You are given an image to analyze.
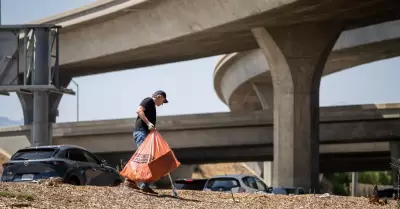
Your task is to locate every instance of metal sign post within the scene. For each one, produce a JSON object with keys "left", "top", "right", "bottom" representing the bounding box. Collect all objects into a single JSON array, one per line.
[{"left": 0, "top": 25, "right": 75, "bottom": 146}]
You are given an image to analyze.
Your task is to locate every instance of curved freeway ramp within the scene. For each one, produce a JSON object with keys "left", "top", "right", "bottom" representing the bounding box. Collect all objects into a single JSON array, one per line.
[
  {"left": 213, "top": 19, "right": 400, "bottom": 111},
  {"left": 29, "top": 0, "right": 128, "bottom": 24}
]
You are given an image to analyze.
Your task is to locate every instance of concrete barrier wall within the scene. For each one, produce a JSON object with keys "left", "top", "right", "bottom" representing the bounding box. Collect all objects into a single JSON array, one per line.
[{"left": 0, "top": 126, "right": 31, "bottom": 155}]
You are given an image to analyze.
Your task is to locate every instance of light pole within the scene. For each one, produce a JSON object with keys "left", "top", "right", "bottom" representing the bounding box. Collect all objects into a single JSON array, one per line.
[
  {"left": 0, "top": 0, "right": 2, "bottom": 25},
  {"left": 71, "top": 79, "right": 79, "bottom": 122}
]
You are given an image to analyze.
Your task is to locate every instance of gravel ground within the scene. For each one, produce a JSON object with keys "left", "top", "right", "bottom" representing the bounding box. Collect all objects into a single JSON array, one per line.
[{"left": 0, "top": 182, "right": 396, "bottom": 209}]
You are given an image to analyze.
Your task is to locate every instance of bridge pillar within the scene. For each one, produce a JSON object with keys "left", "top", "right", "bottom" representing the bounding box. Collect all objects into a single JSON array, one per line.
[
  {"left": 251, "top": 22, "right": 342, "bottom": 193},
  {"left": 252, "top": 82, "right": 273, "bottom": 110},
  {"left": 17, "top": 75, "right": 71, "bottom": 141},
  {"left": 263, "top": 161, "right": 273, "bottom": 186},
  {"left": 250, "top": 82, "right": 274, "bottom": 186}
]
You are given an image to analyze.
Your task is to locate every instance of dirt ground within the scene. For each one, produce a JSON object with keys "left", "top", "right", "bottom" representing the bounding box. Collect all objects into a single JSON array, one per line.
[{"left": 0, "top": 182, "right": 397, "bottom": 209}]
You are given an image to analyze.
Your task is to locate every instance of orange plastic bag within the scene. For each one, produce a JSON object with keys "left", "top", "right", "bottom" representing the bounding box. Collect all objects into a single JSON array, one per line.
[{"left": 120, "top": 130, "right": 181, "bottom": 183}]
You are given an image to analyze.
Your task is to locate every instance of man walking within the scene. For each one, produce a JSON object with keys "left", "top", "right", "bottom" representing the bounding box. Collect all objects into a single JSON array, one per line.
[{"left": 124, "top": 90, "right": 169, "bottom": 193}]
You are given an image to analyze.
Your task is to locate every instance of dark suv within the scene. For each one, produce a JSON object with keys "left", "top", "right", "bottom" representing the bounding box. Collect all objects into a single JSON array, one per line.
[{"left": 1, "top": 145, "right": 122, "bottom": 186}]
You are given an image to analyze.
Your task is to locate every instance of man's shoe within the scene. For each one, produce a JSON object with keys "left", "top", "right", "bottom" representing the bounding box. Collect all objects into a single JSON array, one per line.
[{"left": 140, "top": 183, "right": 158, "bottom": 194}]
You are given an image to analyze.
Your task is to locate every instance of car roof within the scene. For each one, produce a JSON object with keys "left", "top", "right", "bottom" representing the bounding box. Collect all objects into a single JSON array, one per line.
[
  {"left": 175, "top": 178, "right": 208, "bottom": 181},
  {"left": 210, "top": 174, "right": 256, "bottom": 179},
  {"left": 19, "top": 144, "right": 88, "bottom": 151}
]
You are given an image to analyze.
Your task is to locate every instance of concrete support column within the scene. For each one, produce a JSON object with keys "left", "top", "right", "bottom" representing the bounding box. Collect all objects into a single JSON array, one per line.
[
  {"left": 252, "top": 82, "right": 274, "bottom": 186},
  {"left": 252, "top": 82, "right": 274, "bottom": 110},
  {"left": 390, "top": 141, "right": 400, "bottom": 187},
  {"left": 251, "top": 23, "right": 342, "bottom": 193},
  {"left": 17, "top": 76, "right": 70, "bottom": 143},
  {"left": 351, "top": 172, "right": 359, "bottom": 196},
  {"left": 17, "top": 81, "right": 68, "bottom": 124},
  {"left": 263, "top": 161, "right": 273, "bottom": 186}
]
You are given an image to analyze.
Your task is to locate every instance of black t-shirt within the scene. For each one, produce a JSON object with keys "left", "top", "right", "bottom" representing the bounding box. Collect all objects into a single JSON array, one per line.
[{"left": 134, "top": 97, "right": 156, "bottom": 131}]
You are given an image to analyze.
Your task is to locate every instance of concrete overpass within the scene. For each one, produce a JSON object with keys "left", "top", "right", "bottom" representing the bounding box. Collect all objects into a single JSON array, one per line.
[
  {"left": 1, "top": 103, "right": 399, "bottom": 171},
  {"left": 0, "top": 0, "right": 397, "bottom": 79},
  {"left": 42, "top": 0, "right": 400, "bottom": 75}
]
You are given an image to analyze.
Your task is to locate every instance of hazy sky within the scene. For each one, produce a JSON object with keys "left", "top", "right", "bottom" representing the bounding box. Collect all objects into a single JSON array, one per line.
[{"left": 0, "top": 0, "right": 399, "bottom": 122}]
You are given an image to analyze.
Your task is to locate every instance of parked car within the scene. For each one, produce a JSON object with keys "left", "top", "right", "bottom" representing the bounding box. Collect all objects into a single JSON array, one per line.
[
  {"left": 283, "top": 187, "right": 306, "bottom": 195},
  {"left": 377, "top": 188, "right": 399, "bottom": 199},
  {"left": 203, "top": 174, "right": 269, "bottom": 194},
  {"left": 174, "top": 178, "right": 208, "bottom": 191},
  {"left": 1, "top": 145, "right": 123, "bottom": 186},
  {"left": 267, "top": 186, "right": 306, "bottom": 195}
]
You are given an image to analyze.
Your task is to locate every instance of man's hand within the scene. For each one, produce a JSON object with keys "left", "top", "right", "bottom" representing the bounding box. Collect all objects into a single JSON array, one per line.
[{"left": 147, "top": 122, "right": 155, "bottom": 131}]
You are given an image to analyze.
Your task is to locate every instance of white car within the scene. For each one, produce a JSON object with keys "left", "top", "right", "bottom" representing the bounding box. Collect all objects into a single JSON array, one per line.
[{"left": 203, "top": 174, "right": 269, "bottom": 194}]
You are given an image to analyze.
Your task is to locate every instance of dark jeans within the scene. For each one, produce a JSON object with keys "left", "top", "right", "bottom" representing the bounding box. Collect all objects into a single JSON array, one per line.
[
  {"left": 133, "top": 128, "right": 150, "bottom": 189},
  {"left": 133, "top": 128, "right": 148, "bottom": 147}
]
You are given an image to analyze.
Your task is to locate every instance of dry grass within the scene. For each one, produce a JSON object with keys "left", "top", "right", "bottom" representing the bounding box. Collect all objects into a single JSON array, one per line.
[{"left": 0, "top": 182, "right": 397, "bottom": 209}]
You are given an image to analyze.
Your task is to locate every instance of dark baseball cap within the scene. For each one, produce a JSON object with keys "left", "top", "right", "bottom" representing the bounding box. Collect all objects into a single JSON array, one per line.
[{"left": 153, "top": 90, "right": 168, "bottom": 103}]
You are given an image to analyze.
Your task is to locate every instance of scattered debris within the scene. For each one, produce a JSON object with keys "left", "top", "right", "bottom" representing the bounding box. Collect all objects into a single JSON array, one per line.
[
  {"left": 33, "top": 177, "right": 63, "bottom": 187},
  {"left": 317, "top": 193, "right": 331, "bottom": 198}
]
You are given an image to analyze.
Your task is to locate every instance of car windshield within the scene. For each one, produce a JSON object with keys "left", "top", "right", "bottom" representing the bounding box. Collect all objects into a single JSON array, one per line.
[
  {"left": 205, "top": 178, "right": 240, "bottom": 191},
  {"left": 11, "top": 148, "right": 57, "bottom": 160},
  {"left": 175, "top": 180, "right": 208, "bottom": 190}
]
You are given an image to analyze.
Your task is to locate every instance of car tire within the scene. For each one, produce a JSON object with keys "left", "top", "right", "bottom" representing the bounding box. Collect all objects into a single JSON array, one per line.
[
  {"left": 112, "top": 179, "right": 122, "bottom": 187},
  {"left": 66, "top": 176, "right": 80, "bottom": 185}
]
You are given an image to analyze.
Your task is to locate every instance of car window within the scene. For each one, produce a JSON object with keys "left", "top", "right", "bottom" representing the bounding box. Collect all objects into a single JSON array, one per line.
[
  {"left": 285, "top": 188, "right": 297, "bottom": 194},
  {"left": 82, "top": 150, "right": 100, "bottom": 165},
  {"left": 205, "top": 178, "right": 240, "bottom": 190},
  {"left": 379, "top": 189, "right": 399, "bottom": 198},
  {"left": 175, "top": 180, "right": 208, "bottom": 190},
  {"left": 254, "top": 178, "right": 268, "bottom": 191},
  {"left": 65, "top": 148, "right": 87, "bottom": 162},
  {"left": 272, "top": 187, "right": 288, "bottom": 195},
  {"left": 242, "top": 177, "right": 258, "bottom": 189},
  {"left": 11, "top": 148, "right": 57, "bottom": 160}
]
